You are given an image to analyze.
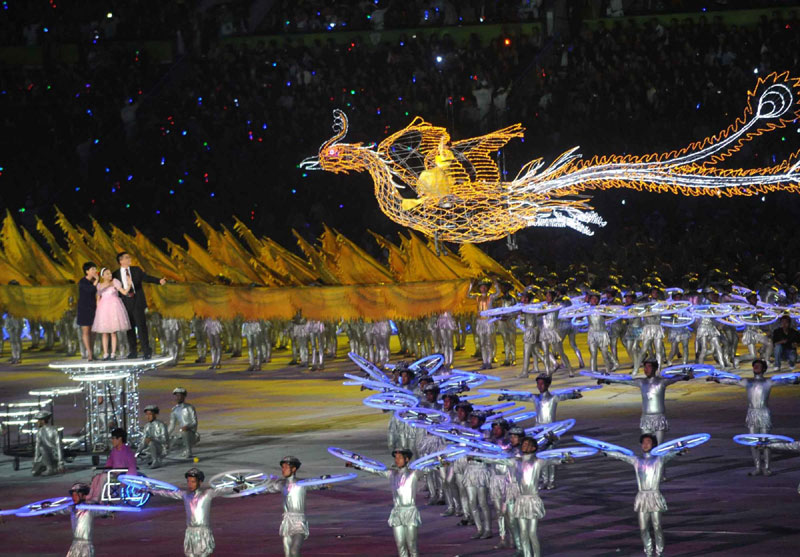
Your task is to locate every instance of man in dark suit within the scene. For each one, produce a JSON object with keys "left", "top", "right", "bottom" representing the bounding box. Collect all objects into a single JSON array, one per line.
[{"left": 113, "top": 251, "right": 167, "bottom": 359}]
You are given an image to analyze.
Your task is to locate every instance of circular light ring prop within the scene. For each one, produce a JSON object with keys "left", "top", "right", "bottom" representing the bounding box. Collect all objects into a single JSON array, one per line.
[
  {"left": 478, "top": 407, "right": 531, "bottom": 430},
  {"left": 715, "top": 314, "right": 744, "bottom": 327},
  {"left": 451, "top": 436, "right": 505, "bottom": 453},
  {"left": 438, "top": 376, "right": 485, "bottom": 392},
  {"left": 661, "top": 313, "right": 696, "bottom": 328},
  {"left": 445, "top": 369, "right": 501, "bottom": 382},
  {"left": 574, "top": 435, "right": 634, "bottom": 456},
  {"left": 551, "top": 385, "right": 602, "bottom": 397},
  {"left": 558, "top": 305, "right": 590, "bottom": 319},
  {"left": 650, "top": 300, "right": 692, "bottom": 315},
  {"left": 536, "top": 446, "right": 598, "bottom": 460},
  {"left": 622, "top": 302, "right": 661, "bottom": 317},
  {"left": 771, "top": 372, "right": 800, "bottom": 383},
  {"left": 396, "top": 407, "right": 450, "bottom": 428},
  {"left": 228, "top": 484, "right": 269, "bottom": 498},
  {"left": 731, "top": 285, "right": 753, "bottom": 295},
  {"left": 579, "top": 370, "right": 634, "bottom": 382},
  {"left": 522, "top": 302, "right": 562, "bottom": 315},
  {"left": 15, "top": 497, "right": 73, "bottom": 517},
  {"left": 363, "top": 392, "right": 419, "bottom": 411},
  {"left": 726, "top": 303, "right": 759, "bottom": 316},
  {"left": 427, "top": 423, "right": 483, "bottom": 442},
  {"left": 118, "top": 475, "right": 179, "bottom": 492},
  {"left": 327, "top": 447, "right": 387, "bottom": 472},
  {"left": 1, "top": 508, "right": 21, "bottom": 516},
  {"left": 297, "top": 473, "right": 357, "bottom": 487},
  {"left": 209, "top": 469, "right": 270, "bottom": 495},
  {"left": 688, "top": 304, "right": 733, "bottom": 318},
  {"left": 504, "top": 410, "right": 538, "bottom": 424},
  {"left": 347, "top": 352, "right": 390, "bottom": 382},
  {"left": 466, "top": 449, "right": 507, "bottom": 460},
  {"left": 342, "top": 374, "right": 414, "bottom": 396},
  {"left": 120, "top": 484, "right": 151, "bottom": 507},
  {"left": 480, "top": 304, "right": 524, "bottom": 318},
  {"left": 594, "top": 305, "right": 629, "bottom": 317},
  {"left": 661, "top": 364, "right": 715, "bottom": 378},
  {"left": 75, "top": 504, "right": 141, "bottom": 513},
  {"left": 410, "top": 447, "right": 469, "bottom": 470},
  {"left": 733, "top": 433, "right": 795, "bottom": 446},
  {"left": 472, "top": 401, "right": 517, "bottom": 413},
  {"left": 570, "top": 316, "right": 588, "bottom": 329},
  {"left": 478, "top": 388, "right": 533, "bottom": 398},
  {"left": 738, "top": 310, "right": 779, "bottom": 326},
  {"left": 651, "top": 433, "right": 711, "bottom": 456},
  {"left": 702, "top": 369, "right": 742, "bottom": 381},
  {"left": 409, "top": 354, "right": 445, "bottom": 374},
  {"left": 528, "top": 418, "right": 576, "bottom": 440}
]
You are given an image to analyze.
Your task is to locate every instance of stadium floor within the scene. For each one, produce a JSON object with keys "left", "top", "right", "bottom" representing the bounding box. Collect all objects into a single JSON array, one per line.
[{"left": 1, "top": 334, "right": 799, "bottom": 556}]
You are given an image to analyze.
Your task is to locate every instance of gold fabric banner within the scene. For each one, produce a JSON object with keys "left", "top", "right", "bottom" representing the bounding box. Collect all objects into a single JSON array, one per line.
[{"left": 0, "top": 280, "right": 472, "bottom": 321}]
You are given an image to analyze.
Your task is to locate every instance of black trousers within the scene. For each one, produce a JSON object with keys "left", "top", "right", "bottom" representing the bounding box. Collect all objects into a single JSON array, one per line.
[{"left": 121, "top": 295, "right": 150, "bottom": 356}]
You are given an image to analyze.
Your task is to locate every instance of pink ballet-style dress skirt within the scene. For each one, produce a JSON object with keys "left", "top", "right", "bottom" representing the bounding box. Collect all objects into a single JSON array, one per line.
[{"left": 92, "top": 280, "right": 131, "bottom": 333}]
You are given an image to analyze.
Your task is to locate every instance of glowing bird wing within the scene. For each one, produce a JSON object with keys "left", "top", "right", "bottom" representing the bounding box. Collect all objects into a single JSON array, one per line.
[
  {"left": 450, "top": 123, "right": 526, "bottom": 183},
  {"left": 377, "top": 118, "right": 454, "bottom": 192}
]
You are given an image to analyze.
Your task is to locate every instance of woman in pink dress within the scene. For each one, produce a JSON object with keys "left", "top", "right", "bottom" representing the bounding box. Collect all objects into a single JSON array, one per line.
[{"left": 92, "top": 267, "right": 131, "bottom": 360}]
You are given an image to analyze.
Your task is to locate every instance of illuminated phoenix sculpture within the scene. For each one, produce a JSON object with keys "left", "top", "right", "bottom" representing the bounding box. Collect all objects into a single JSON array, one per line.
[{"left": 300, "top": 72, "right": 800, "bottom": 243}]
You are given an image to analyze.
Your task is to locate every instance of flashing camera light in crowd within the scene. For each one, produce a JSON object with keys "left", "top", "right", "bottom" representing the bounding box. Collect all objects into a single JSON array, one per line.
[
  {"left": 435, "top": 55, "right": 443, "bottom": 63},
  {"left": 106, "top": 12, "right": 112, "bottom": 18},
  {"left": 504, "top": 38, "right": 511, "bottom": 46},
  {"left": 621, "top": 199, "right": 626, "bottom": 205},
  {"left": 754, "top": 68, "right": 759, "bottom": 74}
]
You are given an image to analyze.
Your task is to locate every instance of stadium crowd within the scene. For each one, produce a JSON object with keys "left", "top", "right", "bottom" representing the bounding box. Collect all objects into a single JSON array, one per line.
[{"left": 2, "top": 1, "right": 800, "bottom": 282}]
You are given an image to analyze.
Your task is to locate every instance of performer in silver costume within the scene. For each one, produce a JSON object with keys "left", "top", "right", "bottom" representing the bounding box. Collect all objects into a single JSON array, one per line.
[
  {"left": 766, "top": 439, "right": 800, "bottom": 492},
  {"left": 586, "top": 293, "right": 618, "bottom": 373},
  {"left": 306, "top": 319, "right": 325, "bottom": 371},
  {"left": 694, "top": 292, "right": 731, "bottom": 368},
  {"left": 599, "top": 360, "right": 692, "bottom": 443},
  {"left": 463, "top": 412, "right": 493, "bottom": 539},
  {"left": 32, "top": 410, "right": 65, "bottom": 476},
  {"left": 502, "top": 375, "right": 586, "bottom": 488},
  {"left": 65, "top": 482, "right": 96, "bottom": 557},
  {"left": 489, "top": 425, "right": 523, "bottom": 551},
  {"left": 372, "top": 321, "right": 392, "bottom": 367},
  {"left": 416, "top": 384, "right": 445, "bottom": 505},
  {"left": 557, "top": 299, "right": 585, "bottom": 371},
  {"left": 162, "top": 317, "right": 182, "bottom": 365},
  {"left": 243, "top": 320, "right": 264, "bottom": 371},
  {"left": 469, "top": 278, "right": 500, "bottom": 370},
  {"left": 439, "top": 395, "right": 464, "bottom": 517},
  {"left": 516, "top": 291, "right": 544, "bottom": 379},
  {"left": 601, "top": 434, "right": 687, "bottom": 557},
  {"left": 192, "top": 316, "right": 208, "bottom": 364},
  {"left": 260, "top": 456, "right": 329, "bottom": 557},
  {"left": 434, "top": 312, "right": 457, "bottom": 368},
  {"left": 138, "top": 404, "right": 169, "bottom": 469},
  {"left": 5, "top": 313, "right": 23, "bottom": 364},
  {"left": 204, "top": 318, "right": 223, "bottom": 370},
  {"left": 665, "top": 293, "right": 690, "bottom": 365},
  {"left": 387, "top": 368, "right": 417, "bottom": 455},
  {"left": 290, "top": 311, "right": 309, "bottom": 367},
  {"left": 151, "top": 468, "right": 226, "bottom": 557},
  {"left": 495, "top": 282, "right": 518, "bottom": 366},
  {"left": 622, "top": 292, "right": 644, "bottom": 374},
  {"left": 639, "top": 292, "right": 667, "bottom": 369},
  {"left": 490, "top": 435, "right": 562, "bottom": 557},
  {"left": 169, "top": 387, "right": 200, "bottom": 459},
  {"left": 706, "top": 359, "right": 800, "bottom": 475},
  {"left": 539, "top": 291, "right": 572, "bottom": 376},
  {"left": 348, "top": 448, "right": 424, "bottom": 557},
  {"left": 737, "top": 293, "right": 773, "bottom": 367}
]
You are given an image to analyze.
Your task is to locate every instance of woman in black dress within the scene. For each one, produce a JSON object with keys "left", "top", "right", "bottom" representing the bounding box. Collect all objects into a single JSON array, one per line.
[{"left": 77, "top": 261, "right": 99, "bottom": 360}]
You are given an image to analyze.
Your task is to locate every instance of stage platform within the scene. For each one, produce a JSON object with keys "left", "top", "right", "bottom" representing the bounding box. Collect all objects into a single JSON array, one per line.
[{"left": 1, "top": 336, "right": 799, "bottom": 556}]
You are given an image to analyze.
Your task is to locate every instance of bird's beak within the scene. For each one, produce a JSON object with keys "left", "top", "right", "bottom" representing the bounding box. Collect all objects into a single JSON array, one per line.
[{"left": 299, "top": 156, "right": 321, "bottom": 171}]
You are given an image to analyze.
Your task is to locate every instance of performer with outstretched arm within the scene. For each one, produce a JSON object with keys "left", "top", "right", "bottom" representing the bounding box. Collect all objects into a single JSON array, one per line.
[
  {"left": 706, "top": 359, "right": 800, "bottom": 475},
  {"left": 596, "top": 360, "right": 692, "bottom": 443}
]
